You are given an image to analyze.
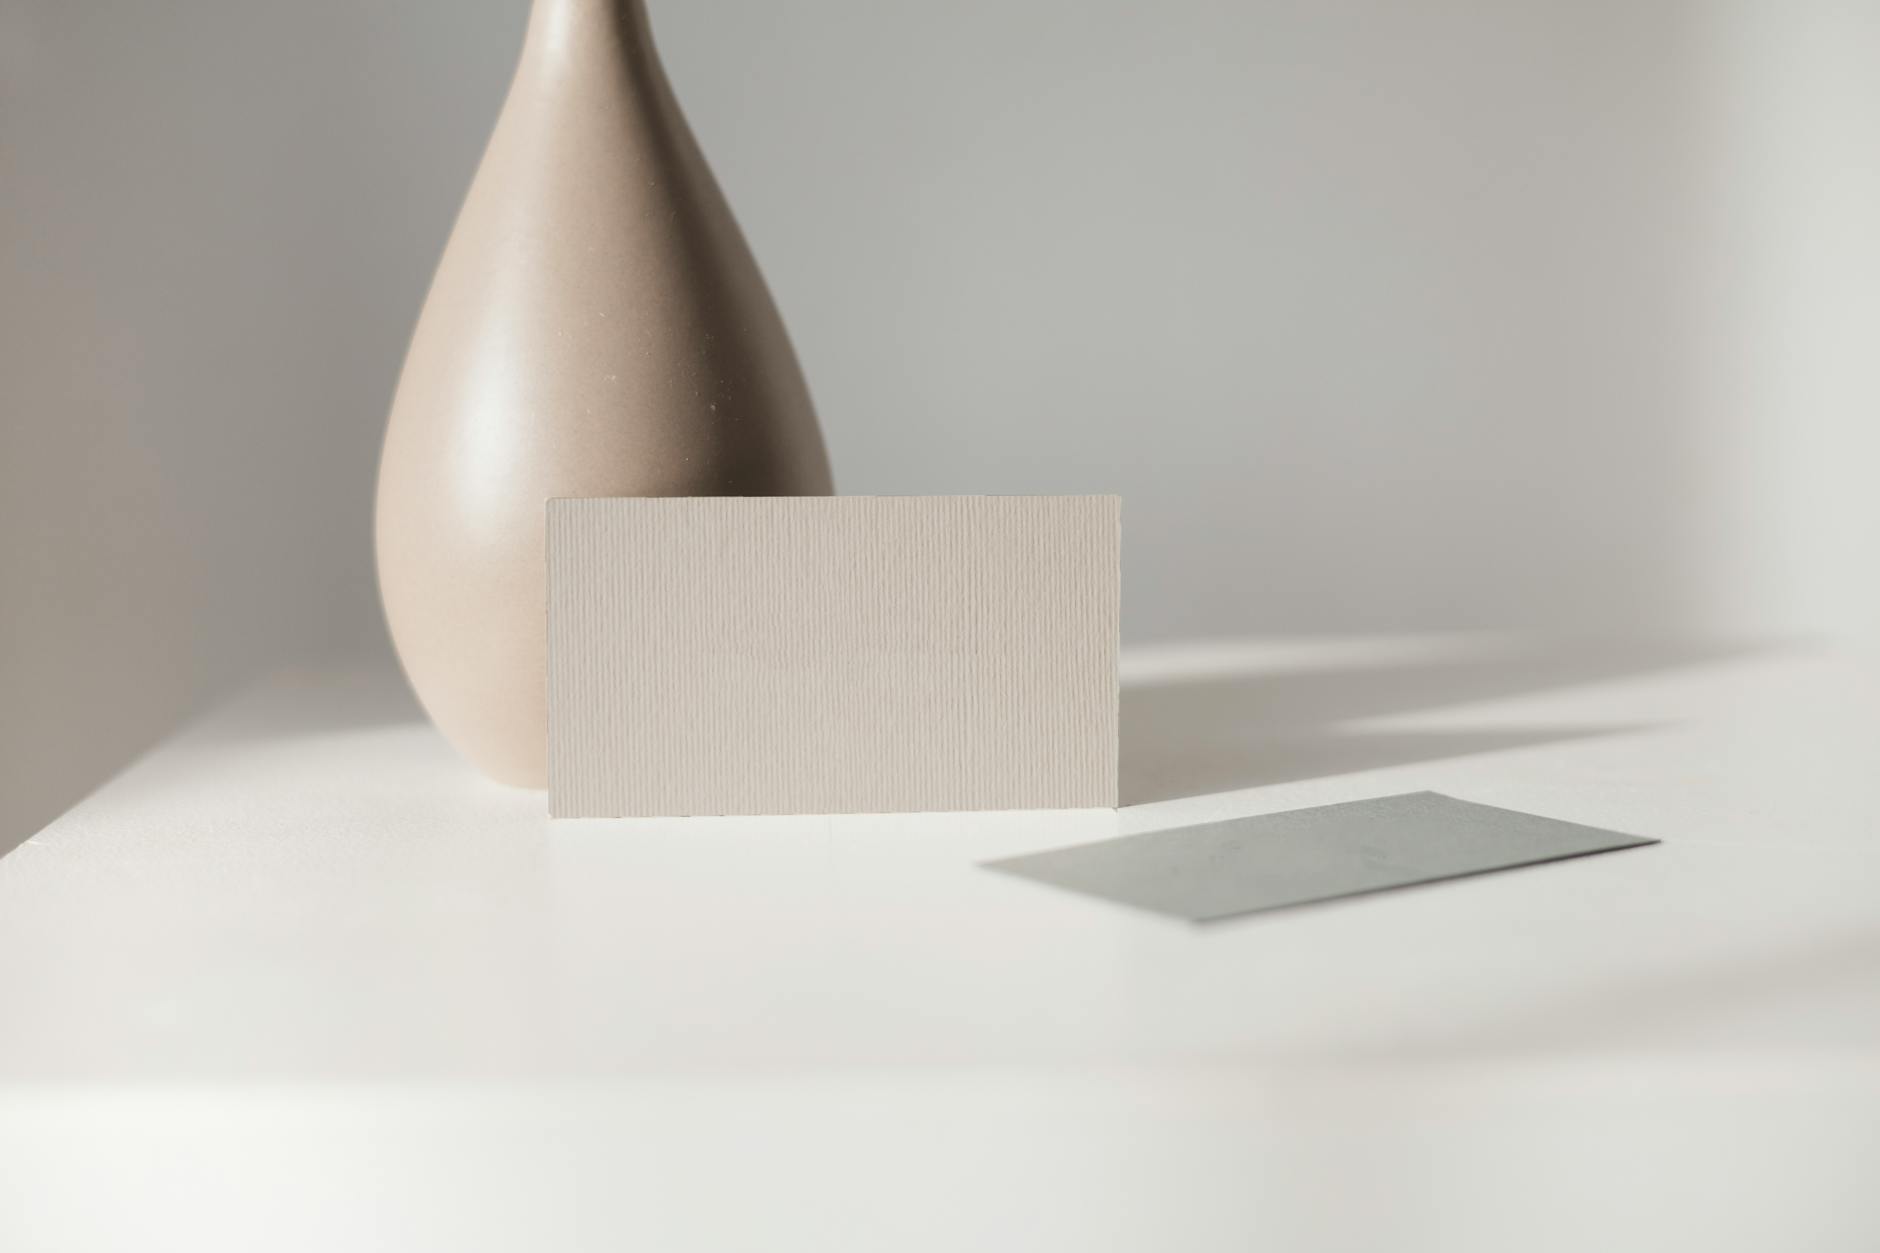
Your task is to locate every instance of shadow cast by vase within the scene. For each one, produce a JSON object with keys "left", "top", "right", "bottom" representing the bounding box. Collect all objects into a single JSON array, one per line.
[{"left": 1120, "top": 639, "right": 1756, "bottom": 806}]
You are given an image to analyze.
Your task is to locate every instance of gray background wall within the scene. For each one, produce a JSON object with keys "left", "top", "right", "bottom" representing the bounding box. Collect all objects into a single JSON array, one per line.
[{"left": 3, "top": 0, "right": 1876, "bottom": 850}]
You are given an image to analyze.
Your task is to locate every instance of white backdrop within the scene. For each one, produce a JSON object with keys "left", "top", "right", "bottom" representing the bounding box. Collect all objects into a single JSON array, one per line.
[{"left": 3, "top": 0, "right": 1876, "bottom": 849}]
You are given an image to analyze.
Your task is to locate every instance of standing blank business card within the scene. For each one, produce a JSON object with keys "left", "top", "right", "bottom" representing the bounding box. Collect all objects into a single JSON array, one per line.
[
  {"left": 547, "top": 496, "right": 1120, "bottom": 817},
  {"left": 985, "top": 792, "right": 1657, "bottom": 921}
]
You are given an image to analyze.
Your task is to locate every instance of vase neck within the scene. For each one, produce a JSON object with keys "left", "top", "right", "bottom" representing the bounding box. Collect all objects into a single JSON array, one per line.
[{"left": 523, "top": 0, "right": 657, "bottom": 69}]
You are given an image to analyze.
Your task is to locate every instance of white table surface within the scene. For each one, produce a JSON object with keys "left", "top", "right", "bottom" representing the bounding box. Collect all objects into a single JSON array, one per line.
[{"left": 2, "top": 636, "right": 1877, "bottom": 1252}]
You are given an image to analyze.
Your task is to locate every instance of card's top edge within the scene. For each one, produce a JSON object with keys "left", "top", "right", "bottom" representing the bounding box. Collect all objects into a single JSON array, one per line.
[{"left": 546, "top": 494, "right": 1122, "bottom": 506}]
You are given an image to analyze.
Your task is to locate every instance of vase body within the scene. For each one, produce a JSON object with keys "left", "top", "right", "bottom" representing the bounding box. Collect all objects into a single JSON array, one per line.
[{"left": 376, "top": 0, "right": 834, "bottom": 787}]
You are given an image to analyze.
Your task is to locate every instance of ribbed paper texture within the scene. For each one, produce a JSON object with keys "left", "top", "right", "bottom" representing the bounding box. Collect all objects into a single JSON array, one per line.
[{"left": 546, "top": 496, "right": 1120, "bottom": 817}]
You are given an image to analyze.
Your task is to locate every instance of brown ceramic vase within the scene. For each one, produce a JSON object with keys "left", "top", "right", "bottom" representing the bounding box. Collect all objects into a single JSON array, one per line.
[{"left": 376, "top": 0, "right": 834, "bottom": 787}]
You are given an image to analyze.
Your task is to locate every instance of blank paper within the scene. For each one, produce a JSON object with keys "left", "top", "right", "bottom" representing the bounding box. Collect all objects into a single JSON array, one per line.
[
  {"left": 546, "top": 496, "right": 1120, "bottom": 817},
  {"left": 985, "top": 791, "right": 1656, "bottom": 921}
]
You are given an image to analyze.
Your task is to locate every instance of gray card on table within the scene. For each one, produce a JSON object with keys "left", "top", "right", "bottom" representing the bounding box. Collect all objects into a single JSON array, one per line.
[{"left": 984, "top": 791, "right": 1656, "bottom": 922}]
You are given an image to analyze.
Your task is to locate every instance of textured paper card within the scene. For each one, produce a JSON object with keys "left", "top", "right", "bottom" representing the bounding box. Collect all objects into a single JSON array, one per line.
[
  {"left": 985, "top": 792, "right": 1656, "bottom": 921},
  {"left": 547, "top": 496, "right": 1120, "bottom": 817}
]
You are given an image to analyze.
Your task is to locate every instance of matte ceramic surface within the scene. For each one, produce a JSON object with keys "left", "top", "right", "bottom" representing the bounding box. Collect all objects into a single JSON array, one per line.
[{"left": 376, "top": 0, "right": 833, "bottom": 787}]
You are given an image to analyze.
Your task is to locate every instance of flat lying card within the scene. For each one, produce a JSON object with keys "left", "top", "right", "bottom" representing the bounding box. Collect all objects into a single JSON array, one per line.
[
  {"left": 984, "top": 791, "right": 1656, "bottom": 921},
  {"left": 547, "top": 496, "right": 1120, "bottom": 817}
]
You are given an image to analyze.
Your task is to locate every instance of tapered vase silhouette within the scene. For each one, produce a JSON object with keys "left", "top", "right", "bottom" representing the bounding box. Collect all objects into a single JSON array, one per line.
[{"left": 376, "top": 0, "right": 834, "bottom": 787}]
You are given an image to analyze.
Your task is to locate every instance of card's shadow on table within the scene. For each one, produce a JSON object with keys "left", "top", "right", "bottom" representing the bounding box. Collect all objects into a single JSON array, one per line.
[{"left": 1119, "top": 639, "right": 1754, "bottom": 805}]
